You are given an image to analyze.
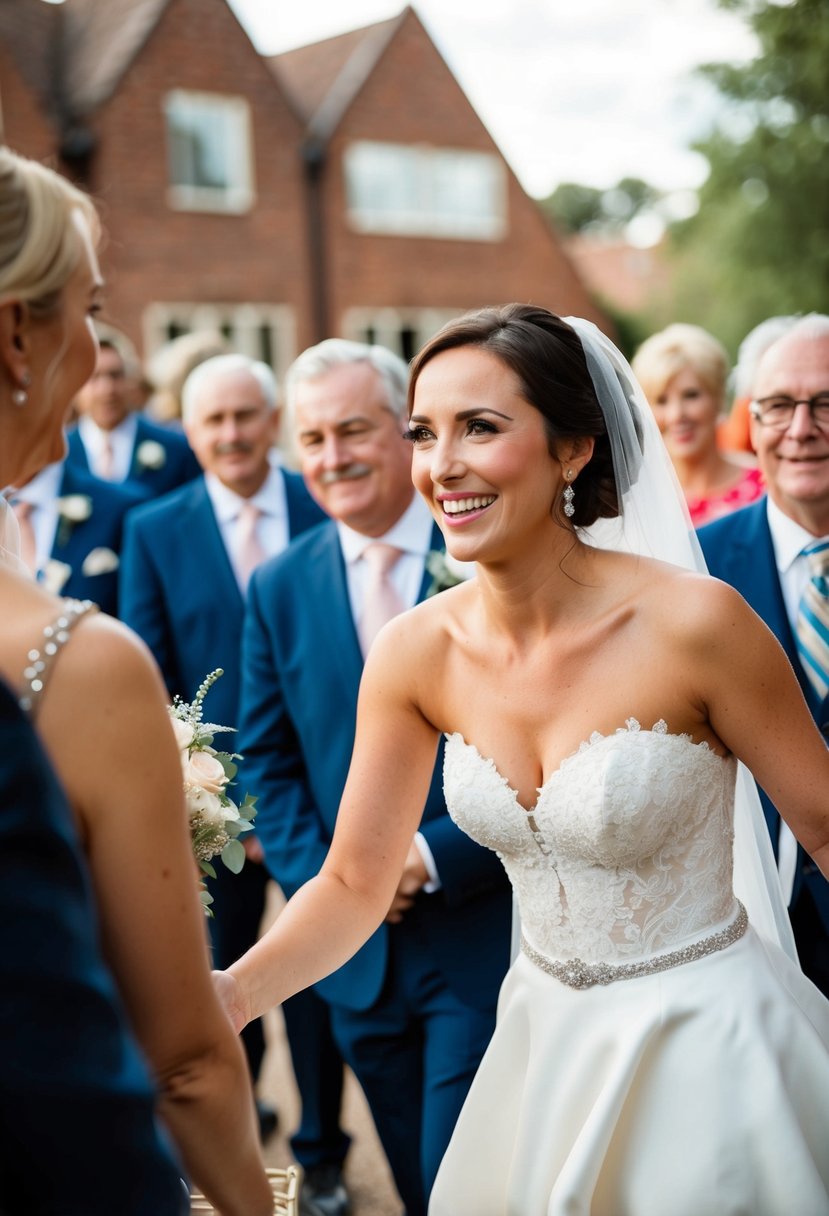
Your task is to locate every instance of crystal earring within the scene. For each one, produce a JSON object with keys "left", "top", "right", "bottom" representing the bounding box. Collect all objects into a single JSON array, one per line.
[
  {"left": 563, "top": 469, "right": 575, "bottom": 518},
  {"left": 11, "top": 371, "right": 31, "bottom": 408}
]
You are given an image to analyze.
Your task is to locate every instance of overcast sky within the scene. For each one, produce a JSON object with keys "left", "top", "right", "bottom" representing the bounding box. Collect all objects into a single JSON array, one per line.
[{"left": 227, "top": 0, "right": 758, "bottom": 200}]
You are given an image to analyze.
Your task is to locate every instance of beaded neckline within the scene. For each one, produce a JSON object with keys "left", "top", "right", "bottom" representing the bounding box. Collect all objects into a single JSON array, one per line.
[{"left": 20, "top": 599, "right": 98, "bottom": 717}]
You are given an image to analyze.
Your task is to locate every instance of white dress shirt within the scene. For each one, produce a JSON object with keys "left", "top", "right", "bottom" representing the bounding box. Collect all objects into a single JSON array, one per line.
[
  {"left": 10, "top": 461, "right": 63, "bottom": 574},
  {"left": 338, "top": 492, "right": 442, "bottom": 888},
  {"left": 766, "top": 497, "right": 829, "bottom": 902},
  {"left": 78, "top": 413, "right": 138, "bottom": 482},
  {"left": 204, "top": 467, "right": 289, "bottom": 593}
]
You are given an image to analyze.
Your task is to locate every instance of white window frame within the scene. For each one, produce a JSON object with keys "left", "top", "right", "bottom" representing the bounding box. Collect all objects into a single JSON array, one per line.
[
  {"left": 164, "top": 90, "right": 255, "bottom": 214},
  {"left": 341, "top": 306, "right": 463, "bottom": 361},
  {"left": 142, "top": 303, "right": 296, "bottom": 379},
  {"left": 344, "top": 141, "right": 506, "bottom": 241}
]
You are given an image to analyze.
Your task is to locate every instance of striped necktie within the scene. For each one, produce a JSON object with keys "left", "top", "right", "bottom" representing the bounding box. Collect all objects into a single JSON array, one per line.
[{"left": 795, "top": 540, "right": 829, "bottom": 699}]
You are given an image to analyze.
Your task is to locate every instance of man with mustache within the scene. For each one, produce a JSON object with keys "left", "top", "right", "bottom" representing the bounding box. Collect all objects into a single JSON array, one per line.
[
  {"left": 118, "top": 355, "right": 353, "bottom": 1215},
  {"left": 237, "top": 339, "right": 511, "bottom": 1216},
  {"left": 699, "top": 314, "right": 829, "bottom": 995}
]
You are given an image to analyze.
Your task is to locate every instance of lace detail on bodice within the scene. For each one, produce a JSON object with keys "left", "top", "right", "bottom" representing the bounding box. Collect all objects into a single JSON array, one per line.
[
  {"left": 19, "top": 599, "right": 98, "bottom": 718},
  {"left": 444, "top": 719, "right": 738, "bottom": 964}
]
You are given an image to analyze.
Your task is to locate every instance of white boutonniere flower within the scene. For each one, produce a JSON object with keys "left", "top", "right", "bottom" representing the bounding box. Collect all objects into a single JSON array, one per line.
[
  {"left": 425, "top": 550, "right": 475, "bottom": 597},
  {"left": 54, "top": 493, "right": 92, "bottom": 548},
  {"left": 136, "top": 439, "right": 167, "bottom": 471},
  {"left": 81, "top": 546, "right": 119, "bottom": 577},
  {"left": 41, "top": 558, "right": 72, "bottom": 594}
]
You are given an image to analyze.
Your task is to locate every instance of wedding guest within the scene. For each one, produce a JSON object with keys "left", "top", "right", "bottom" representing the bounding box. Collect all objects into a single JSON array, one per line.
[
  {"left": 632, "top": 322, "right": 763, "bottom": 527},
  {"left": 719, "top": 315, "right": 799, "bottom": 455},
  {"left": 700, "top": 313, "right": 829, "bottom": 995},
  {"left": 0, "top": 673, "right": 187, "bottom": 1215},
  {"left": 119, "top": 353, "right": 351, "bottom": 1200},
  {"left": 236, "top": 338, "right": 512, "bottom": 1216},
  {"left": 9, "top": 457, "right": 146, "bottom": 614},
  {"left": 66, "top": 332, "right": 200, "bottom": 495},
  {"left": 0, "top": 147, "right": 272, "bottom": 1215},
  {"left": 217, "top": 305, "right": 829, "bottom": 1216}
]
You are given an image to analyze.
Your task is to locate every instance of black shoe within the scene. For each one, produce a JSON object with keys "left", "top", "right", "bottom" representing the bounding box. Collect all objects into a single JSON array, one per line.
[
  {"left": 299, "top": 1163, "right": 350, "bottom": 1216},
  {"left": 255, "top": 1100, "right": 279, "bottom": 1143}
]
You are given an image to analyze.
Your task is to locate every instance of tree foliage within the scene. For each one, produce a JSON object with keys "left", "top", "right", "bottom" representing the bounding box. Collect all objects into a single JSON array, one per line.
[
  {"left": 541, "top": 177, "right": 661, "bottom": 235},
  {"left": 669, "top": 0, "right": 829, "bottom": 352}
]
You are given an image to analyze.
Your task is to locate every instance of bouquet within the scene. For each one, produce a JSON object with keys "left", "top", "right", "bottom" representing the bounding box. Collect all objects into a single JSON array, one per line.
[{"left": 169, "top": 668, "right": 257, "bottom": 915}]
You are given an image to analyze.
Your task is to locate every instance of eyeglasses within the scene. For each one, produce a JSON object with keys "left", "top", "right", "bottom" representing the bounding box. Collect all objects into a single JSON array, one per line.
[{"left": 749, "top": 394, "right": 829, "bottom": 430}]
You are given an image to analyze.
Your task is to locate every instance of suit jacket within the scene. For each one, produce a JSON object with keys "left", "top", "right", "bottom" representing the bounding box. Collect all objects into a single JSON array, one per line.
[
  {"left": 239, "top": 519, "right": 512, "bottom": 1012},
  {"left": 47, "top": 462, "right": 147, "bottom": 616},
  {"left": 0, "top": 678, "right": 186, "bottom": 1215},
  {"left": 119, "top": 470, "right": 326, "bottom": 727},
  {"left": 66, "top": 414, "right": 200, "bottom": 497},
  {"left": 699, "top": 498, "right": 829, "bottom": 930}
]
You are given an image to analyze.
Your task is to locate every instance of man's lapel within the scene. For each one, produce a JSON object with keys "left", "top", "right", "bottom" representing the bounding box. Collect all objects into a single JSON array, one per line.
[
  {"left": 416, "top": 522, "right": 446, "bottom": 603},
  {"left": 185, "top": 479, "right": 244, "bottom": 610}
]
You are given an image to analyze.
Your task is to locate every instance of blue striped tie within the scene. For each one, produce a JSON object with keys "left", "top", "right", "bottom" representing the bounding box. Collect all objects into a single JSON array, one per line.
[{"left": 796, "top": 540, "right": 829, "bottom": 699}]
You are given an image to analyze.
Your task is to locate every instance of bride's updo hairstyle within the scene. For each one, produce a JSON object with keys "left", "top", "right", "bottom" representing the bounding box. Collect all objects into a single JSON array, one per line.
[
  {"left": 407, "top": 303, "right": 624, "bottom": 528},
  {"left": 0, "top": 146, "right": 99, "bottom": 321}
]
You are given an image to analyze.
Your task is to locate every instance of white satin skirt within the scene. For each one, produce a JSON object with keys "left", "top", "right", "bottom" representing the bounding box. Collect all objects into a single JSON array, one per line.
[{"left": 429, "top": 927, "right": 829, "bottom": 1215}]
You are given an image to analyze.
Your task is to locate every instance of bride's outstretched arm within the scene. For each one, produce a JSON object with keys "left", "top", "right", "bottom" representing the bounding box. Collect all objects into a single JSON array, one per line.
[{"left": 223, "top": 619, "right": 441, "bottom": 1027}]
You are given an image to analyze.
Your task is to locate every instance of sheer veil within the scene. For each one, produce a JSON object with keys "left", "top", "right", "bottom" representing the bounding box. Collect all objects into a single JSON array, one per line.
[
  {"left": 0, "top": 493, "right": 28, "bottom": 575},
  {"left": 559, "top": 317, "right": 797, "bottom": 963}
]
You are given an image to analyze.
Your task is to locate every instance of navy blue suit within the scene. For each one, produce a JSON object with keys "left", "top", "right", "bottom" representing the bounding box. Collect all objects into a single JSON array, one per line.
[
  {"left": 699, "top": 498, "right": 829, "bottom": 992},
  {"left": 46, "top": 462, "right": 147, "bottom": 616},
  {"left": 66, "top": 414, "right": 200, "bottom": 497},
  {"left": 240, "top": 520, "right": 512, "bottom": 1213},
  {"left": 0, "top": 677, "right": 186, "bottom": 1215},
  {"left": 118, "top": 472, "right": 349, "bottom": 1171}
]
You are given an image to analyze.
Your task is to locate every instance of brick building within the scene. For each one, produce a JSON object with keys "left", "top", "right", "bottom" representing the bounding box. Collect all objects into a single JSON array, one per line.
[{"left": 0, "top": 0, "right": 606, "bottom": 374}]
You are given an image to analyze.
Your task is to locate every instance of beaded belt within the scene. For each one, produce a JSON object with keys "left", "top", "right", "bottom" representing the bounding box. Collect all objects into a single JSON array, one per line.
[{"left": 520, "top": 901, "right": 748, "bottom": 990}]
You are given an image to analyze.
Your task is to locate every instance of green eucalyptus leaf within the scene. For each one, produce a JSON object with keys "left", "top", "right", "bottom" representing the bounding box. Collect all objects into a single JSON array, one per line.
[{"left": 221, "top": 838, "right": 246, "bottom": 874}]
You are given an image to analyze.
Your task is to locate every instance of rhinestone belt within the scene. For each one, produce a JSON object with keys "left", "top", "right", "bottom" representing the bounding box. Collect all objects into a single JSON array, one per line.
[{"left": 520, "top": 901, "right": 748, "bottom": 990}]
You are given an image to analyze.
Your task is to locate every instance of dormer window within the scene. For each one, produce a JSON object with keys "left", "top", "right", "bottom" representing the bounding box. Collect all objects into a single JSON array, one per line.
[
  {"left": 344, "top": 141, "right": 506, "bottom": 240},
  {"left": 164, "top": 90, "right": 254, "bottom": 213}
]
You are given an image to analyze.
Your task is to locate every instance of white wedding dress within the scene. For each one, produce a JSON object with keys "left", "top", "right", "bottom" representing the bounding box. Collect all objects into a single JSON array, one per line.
[{"left": 429, "top": 720, "right": 829, "bottom": 1216}]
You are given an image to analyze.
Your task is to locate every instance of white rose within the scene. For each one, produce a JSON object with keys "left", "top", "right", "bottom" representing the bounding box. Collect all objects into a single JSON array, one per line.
[
  {"left": 184, "top": 783, "right": 225, "bottom": 826},
  {"left": 170, "top": 717, "right": 195, "bottom": 751},
  {"left": 136, "top": 440, "right": 166, "bottom": 470},
  {"left": 81, "top": 546, "right": 119, "bottom": 576},
  {"left": 41, "top": 559, "right": 72, "bottom": 594},
  {"left": 57, "top": 494, "right": 92, "bottom": 522},
  {"left": 184, "top": 749, "right": 229, "bottom": 795}
]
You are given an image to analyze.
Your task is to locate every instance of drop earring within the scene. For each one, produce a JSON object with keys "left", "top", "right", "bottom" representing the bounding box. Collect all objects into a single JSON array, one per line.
[
  {"left": 563, "top": 469, "right": 575, "bottom": 518},
  {"left": 11, "top": 371, "right": 31, "bottom": 408}
]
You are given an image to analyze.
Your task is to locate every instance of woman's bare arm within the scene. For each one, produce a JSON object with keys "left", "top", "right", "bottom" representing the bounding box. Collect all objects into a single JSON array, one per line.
[{"left": 37, "top": 613, "right": 271, "bottom": 1216}]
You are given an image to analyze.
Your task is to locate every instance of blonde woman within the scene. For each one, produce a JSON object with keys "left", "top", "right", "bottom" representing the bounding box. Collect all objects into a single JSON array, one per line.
[
  {"left": 632, "top": 322, "right": 763, "bottom": 526},
  {"left": 0, "top": 148, "right": 271, "bottom": 1215}
]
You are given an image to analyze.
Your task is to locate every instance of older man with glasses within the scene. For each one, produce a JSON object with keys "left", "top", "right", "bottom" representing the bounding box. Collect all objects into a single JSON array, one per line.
[{"left": 700, "top": 313, "right": 829, "bottom": 995}]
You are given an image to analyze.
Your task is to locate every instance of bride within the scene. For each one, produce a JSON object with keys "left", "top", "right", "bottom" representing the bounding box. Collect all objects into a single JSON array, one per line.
[{"left": 217, "top": 304, "right": 829, "bottom": 1214}]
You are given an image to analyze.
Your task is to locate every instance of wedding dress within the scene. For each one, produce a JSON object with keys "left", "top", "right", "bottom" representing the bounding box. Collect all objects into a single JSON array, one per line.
[{"left": 428, "top": 721, "right": 829, "bottom": 1216}]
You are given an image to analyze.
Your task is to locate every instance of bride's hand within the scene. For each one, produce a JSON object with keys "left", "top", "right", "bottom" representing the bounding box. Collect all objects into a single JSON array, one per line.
[{"left": 211, "top": 969, "right": 250, "bottom": 1034}]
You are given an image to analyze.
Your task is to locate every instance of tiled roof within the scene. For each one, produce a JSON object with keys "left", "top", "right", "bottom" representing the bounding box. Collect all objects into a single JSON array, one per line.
[
  {"left": 269, "top": 9, "right": 405, "bottom": 140},
  {"left": 62, "top": 0, "right": 170, "bottom": 114}
]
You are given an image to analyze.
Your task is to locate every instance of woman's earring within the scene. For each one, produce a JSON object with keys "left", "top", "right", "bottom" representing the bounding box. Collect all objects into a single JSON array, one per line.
[
  {"left": 563, "top": 469, "right": 575, "bottom": 518},
  {"left": 11, "top": 371, "right": 31, "bottom": 408}
]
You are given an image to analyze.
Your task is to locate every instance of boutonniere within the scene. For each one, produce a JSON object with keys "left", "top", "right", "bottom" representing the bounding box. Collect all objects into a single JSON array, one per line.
[
  {"left": 82, "top": 546, "right": 119, "bottom": 577},
  {"left": 41, "top": 558, "right": 72, "bottom": 595},
  {"left": 55, "top": 493, "right": 92, "bottom": 546},
  {"left": 135, "top": 439, "right": 167, "bottom": 471},
  {"left": 425, "top": 550, "right": 475, "bottom": 597}
]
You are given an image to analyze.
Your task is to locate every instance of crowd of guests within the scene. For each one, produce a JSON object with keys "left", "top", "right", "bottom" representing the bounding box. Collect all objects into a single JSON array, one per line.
[{"left": 1, "top": 145, "right": 828, "bottom": 1214}]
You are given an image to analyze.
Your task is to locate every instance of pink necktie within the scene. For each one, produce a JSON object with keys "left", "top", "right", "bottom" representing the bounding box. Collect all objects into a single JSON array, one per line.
[
  {"left": 12, "top": 500, "right": 37, "bottom": 574},
  {"left": 359, "top": 543, "right": 404, "bottom": 657},
  {"left": 98, "top": 434, "right": 115, "bottom": 481},
  {"left": 235, "top": 501, "right": 266, "bottom": 592}
]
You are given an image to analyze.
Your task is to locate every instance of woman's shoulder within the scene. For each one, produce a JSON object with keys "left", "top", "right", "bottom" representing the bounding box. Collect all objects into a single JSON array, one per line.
[{"left": 632, "top": 555, "right": 754, "bottom": 642}]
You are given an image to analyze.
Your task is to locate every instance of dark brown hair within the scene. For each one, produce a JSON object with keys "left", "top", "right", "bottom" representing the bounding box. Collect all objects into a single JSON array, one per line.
[{"left": 408, "top": 303, "right": 620, "bottom": 527}]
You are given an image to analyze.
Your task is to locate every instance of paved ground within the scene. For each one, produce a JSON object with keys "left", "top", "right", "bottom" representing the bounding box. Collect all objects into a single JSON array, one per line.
[{"left": 256, "top": 890, "right": 402, "bottom": 1216}]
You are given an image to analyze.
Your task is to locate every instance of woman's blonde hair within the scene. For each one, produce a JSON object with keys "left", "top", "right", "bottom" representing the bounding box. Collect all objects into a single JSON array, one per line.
[
  {"left": 632, "top": 323, "right": 729, "bottom": 410},
  {"left": 0, "top": 146, "right": 99, "bottom": 319}
]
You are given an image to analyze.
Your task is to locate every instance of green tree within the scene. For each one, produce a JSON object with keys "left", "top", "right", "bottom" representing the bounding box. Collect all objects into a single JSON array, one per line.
[
  {"left": 541, "top": 177, "right": 661, "bottom": 235},
  {"left": 669, "top": 0, "right": 829, "bottom": 353}
]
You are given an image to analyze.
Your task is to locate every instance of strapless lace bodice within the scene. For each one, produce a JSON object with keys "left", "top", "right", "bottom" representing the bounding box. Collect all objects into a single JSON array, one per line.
[{"left": 444, "top": 719, "right": 738, "bottom": 964}]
